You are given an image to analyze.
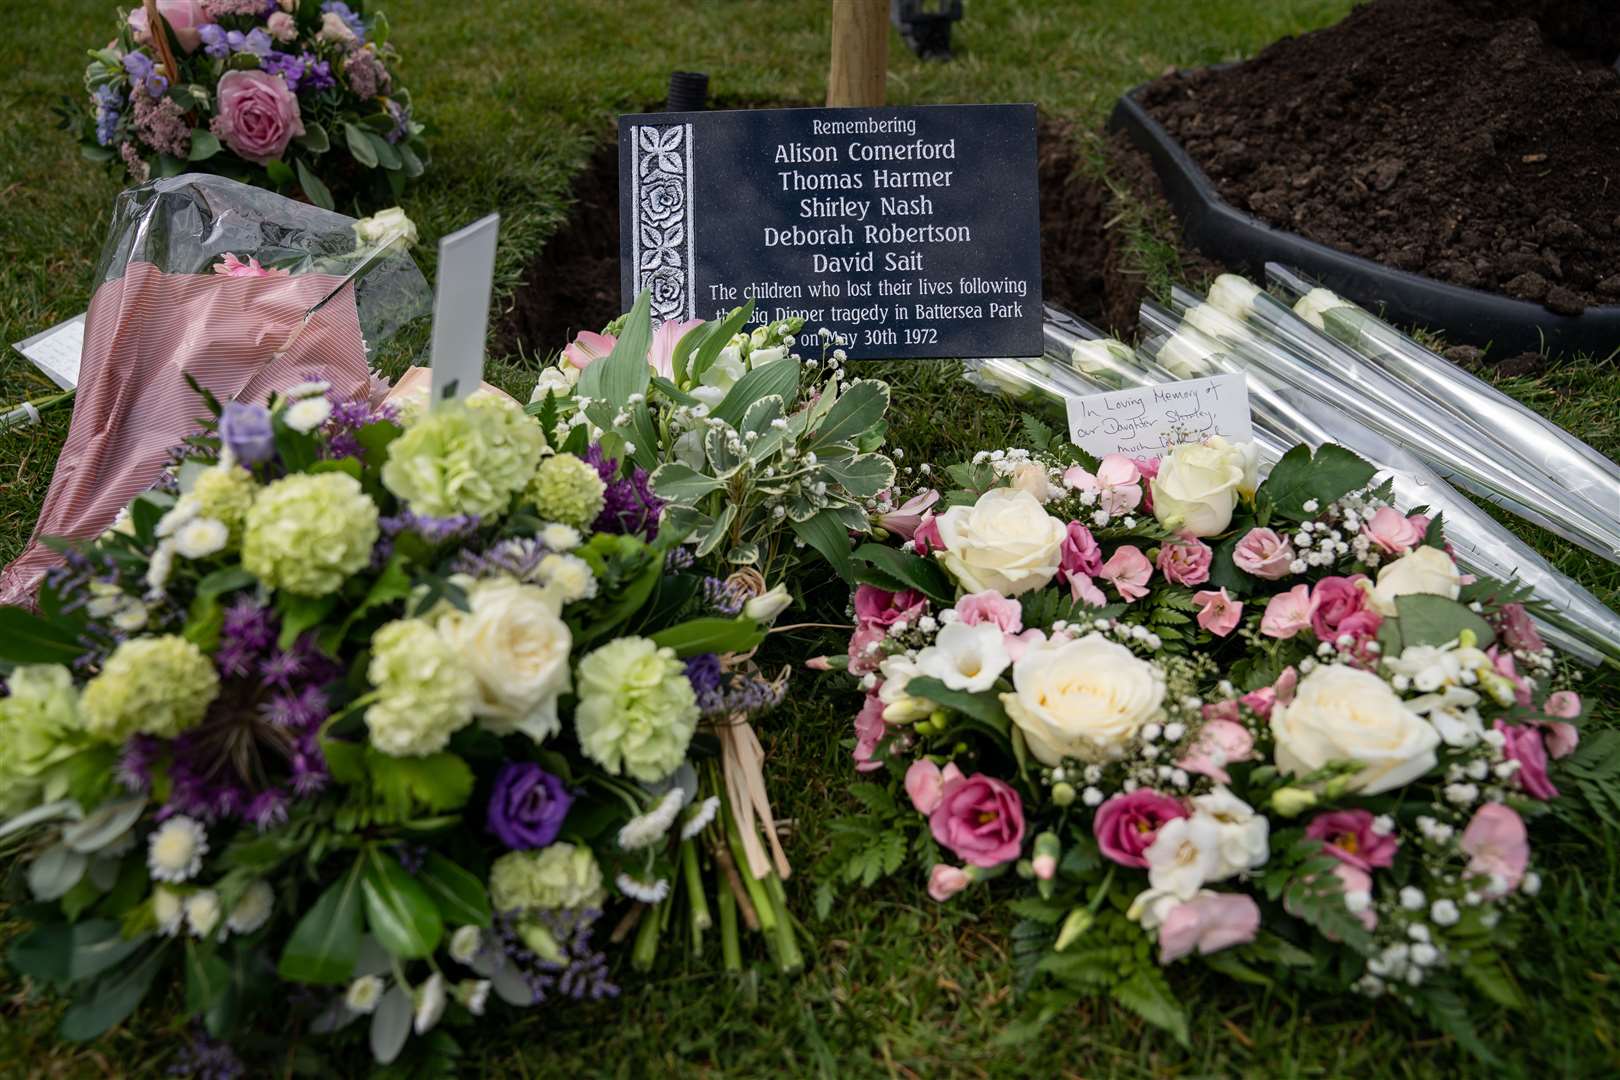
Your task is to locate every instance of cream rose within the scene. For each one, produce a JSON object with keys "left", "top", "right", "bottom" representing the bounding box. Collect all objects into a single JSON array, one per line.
[
  {"left": 1270, "top": 665, "right": 1439, "bottom": 795},
  {"left": 353, "top": 207, "right": 419, "bottom": 249},
  {"left": 933, "top": 487, "right": 1066, "bottom": 596},
  {"left": 435, "top": 578, "right": 572, "bottom": 743},
  {"left": 1368, "top": 546, "right": 1462, "bottom": 616},
  {"left": 1207, "top": 274, "right": 1262, "bottom": 320},
  {"left": 1008, "top": 461, "right": 1054, "bottom": 503},
  {"left": 1151, "top": 437, "right": 1252, "bottom": 537},
  {"left": 1000, "top": 635, "right": 1166, "bottom": 764}
]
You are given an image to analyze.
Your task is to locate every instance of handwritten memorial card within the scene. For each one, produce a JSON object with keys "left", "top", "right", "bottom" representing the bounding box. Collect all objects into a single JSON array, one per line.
[{"left": 1066, "top": 373, "right": 1252, "bottom": 458}]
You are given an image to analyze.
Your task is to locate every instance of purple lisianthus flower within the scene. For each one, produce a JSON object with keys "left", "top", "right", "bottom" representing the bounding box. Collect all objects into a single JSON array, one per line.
[
  {"left": 218, "top": 401, "right": 275, "bottom": 464},
  {"left": 487, "top": 763, "right": 573, "bottom": 849}
]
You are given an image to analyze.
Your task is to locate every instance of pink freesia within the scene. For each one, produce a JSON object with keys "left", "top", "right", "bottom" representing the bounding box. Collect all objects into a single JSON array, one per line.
[
  {"left": 955, "top": 590, "right": 1023, "bottom": 634},
  {"left": 1193, "top": 588, "right": 1243, "bottom": 637},
  {"left": 1460, "top": 803, "right": 1529, "bottom": 896},
  {"left": 929, "top": 773, "right": 1025, "bottom": 868},
  {"left": 646, "top": 318, "right": 704, "bottom": 380},
  {"left": 1309, "top": 576, "right": 1369, "bottom": 642},
  {"left": 928, "top": 863, "right": 971, "bottom": 902},
  {"left": 852, "top": 690, "right": 887, "bottom": 773},
  {"left": 1498, "top": 602, "right": 1546, "bottom": 653},
  {"left": 1305, "top": 809, "right": 1398, "bottom": 872},
  {"left": 212, "top": 253, "right": 288, "bottom": 279},
  {"left": 1063, "top": 454, "right": 1142, "bottom": 516},
  {"left": 1362, "top": 507, "right": 1424, "bottom": 554},
  {"left": 1495, "top": 720, "right": 1558, "bottom": 800},
  {"left": 210, "top": 70, "right": 304, "bottom": 166},
  {"left": 562, "top": 330, "right": 616, "bottom": 370},
  {"left": 1157, "top": 892, "right": 1260, "bottom": 963},
  {"left": 912, "top": 512, "right": 945, "bottom": 556},
  {"left": 129, "top": 0, "right": 211, "bottom": 52},
  {"left": 1260, "top": 585, "right": 1315, "bottom": 639},
  {"left": 1157, "top": 533, "right": 1212, "bottom": 587},
  {"left": 1093, "top": 790, "right": 1187, "bottom": 868},
  {"left": 881, "top": 489, "right": 940, "bottom": 540},
  {"left": 1178, "top": 718, "right": 1255, "bottom": 785},
  {"left": 1099, "top": 545, "right": 1152, "bottom": 602},
  {"left": 1232, "top": 527, "right": 1294, "bottom": 579}
]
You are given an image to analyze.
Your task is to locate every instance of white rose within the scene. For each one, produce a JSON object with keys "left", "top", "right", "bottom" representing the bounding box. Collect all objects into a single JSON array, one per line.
[
  {"left": 1150, "top": 437, "right": 1251, "bottom": 537},
  {"left": 1293, "top": 287, "right": 1349, "bottom": 330},
  {"left": 1008, "top": 461, "right": 1054, "bottom": 503},
  {"left": 1000, "top": 634, "right": 1165, "bottom": 764},
  {"left": 1270, "top": 665, "right": 1440, "bottom": 794},
  {"left": 1207, "top": 274, "right": 1262, "bottom": 320},
  {"left": 1369, "top": 546, "right": 1461, "bottom": 616},
  {"left": 1069, "top": 338, "right": 1133, "bottom": 376},
  {"left": 353, "top": 206, "right": 418, "bottom": 249},
  {"left": 1182, "top": 302, "right": 1251, "bottom": 345},
  {"left": 1156, "top": 330, "right": 1221, "bottom": 378},
  {"left": 434, "top": 578, "right": 571, "bottom": 743},
  {"left": 933, "top": 487, "right": 1066, "bottom": 595},
  {"left": 1189, "top": 787, "right": 1269, "bottom": 879}
]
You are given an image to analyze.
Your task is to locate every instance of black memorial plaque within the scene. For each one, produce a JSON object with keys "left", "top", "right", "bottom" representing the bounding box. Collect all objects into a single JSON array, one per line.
[{"left": 618, "top": 104, "right": 1042, "bottom": 359}]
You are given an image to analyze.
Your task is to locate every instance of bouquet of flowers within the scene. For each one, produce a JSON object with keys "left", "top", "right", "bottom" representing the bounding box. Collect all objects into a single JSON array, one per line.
[
  {"left": 815, "top": 423, "right": 1616, "bottom": 1056},
  {"left": 72, "top": 0, "right": 423, "bottom": 208},
  {"left": 0, "top": 362, "right": 805, "bottom": 1070}
]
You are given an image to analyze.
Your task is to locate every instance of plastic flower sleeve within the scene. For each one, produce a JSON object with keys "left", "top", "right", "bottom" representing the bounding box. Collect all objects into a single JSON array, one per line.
[{"left": 1262, "top": 264, "right": 1620, "bottom": 520}]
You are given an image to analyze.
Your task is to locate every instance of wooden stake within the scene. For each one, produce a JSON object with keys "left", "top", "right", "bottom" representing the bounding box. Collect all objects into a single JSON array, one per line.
[
  {"left": 826, "top": 0, "right": 888, "bottom": 108},
  {"left": 141, "top": 0, "right": 182, "bottom": 86}
]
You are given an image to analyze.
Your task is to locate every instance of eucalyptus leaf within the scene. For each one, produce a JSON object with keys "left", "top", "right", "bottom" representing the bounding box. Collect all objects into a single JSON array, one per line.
[
  {"left": 29, "top": 844, "right": 89, "bottom": 902},
  {"left": 296, "top": 121, "right": 330, "bottom": 153},
  {"left": 186, "top": 130, "right": 221, "bottom": 162},
  {"left": 62, "top": 797, "right": 145, "bottom": 854},
  {"left": 294, "top": 159, "right": 335, "bottom": 211},
  {"left": 344, "top": 122, "right": 379, "bottom": 167},
  {"left": 0, "top": 799, "right": 83, "bottom": 841},
  {"left": 369, "top": 984, "right": 413, "bottom": 1064},
  {"left": 58, "top": 943, "right": 168, "bottom": 1041}
]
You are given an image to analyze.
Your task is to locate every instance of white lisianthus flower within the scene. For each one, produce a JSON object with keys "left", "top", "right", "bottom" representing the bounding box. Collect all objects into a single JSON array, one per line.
[
  {"left": 1144, "top": 816, "right": 1225, "bottom": 900},
  {"left": 148, "top": 815, "right": 208, "bottom": 883},
  {"left": 413, "top": 973, "right": 448, "bottom": 1034},
  {"left": 449, "top": 925, "right": 483, "bottom": 966},
  {"left": 346, "top": 974, "right": 385, "bottom": 1014},
  {"left": 1207, "top": 274, "right": 1263, "bottom": 320},
  {"left": 1369, "top": 546, "right": 1462, "bottom": 616},
  {"left": 530, "top": 366, "right": 576, "bottom": 401},
  {"left": 1000, "top": 634, "right": 1165, "bottom": 765},
  {"left": 617, "top": 788, "right": 685, "bottom": 850},
  {"left": 1151, "top": 437, "right": 1253, "bottom": 536},
  {"left": 173, "top": 517, "right": 229, "bottom": 560},
  {"left": 433, "top": 577, "right": 572, "bottom": 744},
  {"left": 226, "top": 880, "right": 274, "bottom": 935},
  {"left": 283, "top": 396, "right": 333, "bottom": 434},
  {"left": 932, "top": 487, "right": 1067, "bottom": 595},
  {"left": 185, "top": 889, "right": 223, "bottom": 939},
  {"left": 353, "top": 207, "right": 418, "bottom": 248},
  {"left": 1294, "top": 287, "right": 1350, "bottom": 330},
  {"left": 1189, "top": 787, "right": 1270, "bottom": 879},
  {"left": 152, "top": 886, "right": 185, "bottom": 937},
  {"left": 1270, "top": 665, "right": 1440, "bottom": 794},
  {"left": 914, "top": 621, "right": 1010, "bottom": 693}
]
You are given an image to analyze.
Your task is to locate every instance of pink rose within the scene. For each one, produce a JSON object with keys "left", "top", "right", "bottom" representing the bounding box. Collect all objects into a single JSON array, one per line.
[
  {"left": 927, "top": 863, "right": 971, "bottom": 902},
  {"left": 1156, "top": 892, "right": 1260, "bottom": 963},
  {"left": 912, "top": 512, "right": 945, "bottom": 556},
  {"left": 1157, "top": 533, "right": 1213, "bottom": 586},
  {"left": 1259, "top": 585, "right": 1315, "bottom": 639},
  {"left": 1459, "top": 803, "right": 1529, "bottom": 896},
  {"left": 1362, "top": 507, "right": 1424, "bottom": 555},
  {"left": 881, "top": 490, "right": 940, "bottom": 540},
  {"left": 1305, "top": 809, "right": 1398, "bottom": 872},
  {"left": 212, "top": 253, "right": 288, "bottom": 278},
  {"left": 647, "top": 318, "right": 704, "bottom": 380},
  {"left": 954, "top": 590, "right": 1023, "bottom": 634},
  {"left": 1497, "top": 602, "right": 1546, "bottom": 653},
  {"left": 854, "top": 585, "right": 927, "bottom": 628},
  {"left": 1093, "top": 790, "right": 1186, "bottom": 868},
  {"left": 211, "top": 70, "right": 304, "bottom": 165},
  {"left": 1494, "top": 720, "right": 1558, "bottom": 800},
  {"left": 1099, "top": 545, "right": 1152, "bottom": 602},
  {"left": 1063, "top": 454, "right": 1142, "bottom": 516},
  {"left": 905, "top": 760, "right": 962, "bottom": 814},
  {"left": 1059, "top": 522, "right": 1103, "bottom": 579},
  {"left": 1193, "top": 588, "right": 1243, "bottom": 637},
  {"left": 929, "top": 773, "right": 1025, "bottom": 868},
  {"left": 1309, "top": 575, "right": 1368, "bottom": 642},
  {"left": 1543, "top": 720, "right": 1579, "bottom": 759},
  {"left": 1232, "top": 527, "right": 1294, "bottom": 579},
  {"left": 129, "top": 0, "right": 212, "bottom": 53},
  {"left": 1178, "top": 718, "right": 1255, "bottom": 785},
  {"left": 562, "top": 330, "right": 616, "bottom": 370},
  {"left": 852, "top": 690, "right": 887, "bottom": 773}
]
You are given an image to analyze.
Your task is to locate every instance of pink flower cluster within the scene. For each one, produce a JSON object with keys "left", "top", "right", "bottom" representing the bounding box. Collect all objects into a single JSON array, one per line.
[
  {"left": 906, "top": 761, "right": 1026, "bottom": 893},
  {"left": 1256, "top": 574, "right": 1382, "bottom": 656}
]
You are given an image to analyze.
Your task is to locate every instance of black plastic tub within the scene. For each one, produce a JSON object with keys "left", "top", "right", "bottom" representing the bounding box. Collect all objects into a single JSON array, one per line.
[{"left": 1108, "top": 86, "right": 1620, "bottom": 359}]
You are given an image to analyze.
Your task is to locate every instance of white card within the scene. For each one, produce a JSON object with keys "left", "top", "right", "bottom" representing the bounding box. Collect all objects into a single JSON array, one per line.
[
  {"left": 12, "top": 313, "right": 86, "bottom": 390},
  {"left": 1066, "top": 373, "right": 1251, "bottom": 457},
  {"left": 429, "top": 213, "right": 500, "bottom": 408}
]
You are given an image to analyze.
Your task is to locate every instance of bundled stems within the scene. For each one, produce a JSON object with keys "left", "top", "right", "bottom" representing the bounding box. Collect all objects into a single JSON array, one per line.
[
  {"left": 682, "top": 838, "right": 712, "bottom": 950},
  {"left": 631, "top": 899, "right": 662, "bottom": 972}
]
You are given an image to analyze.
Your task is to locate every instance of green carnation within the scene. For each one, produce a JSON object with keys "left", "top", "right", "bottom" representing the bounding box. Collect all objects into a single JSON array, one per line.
[
  {"left": 241, "top": 472, "right": 379, "bottom": 597},
  {"left": 574, "top": 637, "right": 698, "bottom": 782},
  {"left": 381, "top": 396, "right": 546, "bottom": 519},
  {"left": 364, "top": 619, "right": 478, "bottom": 757},
  {"left": 0, "top": 665, "right": 85, "bottom": 816},
  {"left": 81, "top": 636, "right": 219, "bottom": 742},
  {"left": 526, "top": 453, "right": 606, "bottom": 528},
  {"left": 188, "top": 464, "right": 256, "bottom": 542},
  {"left": 488, "top": 844, "right": 604, "bottom": 913}
]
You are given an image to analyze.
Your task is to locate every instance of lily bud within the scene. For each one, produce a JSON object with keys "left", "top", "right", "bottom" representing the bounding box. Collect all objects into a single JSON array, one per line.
[
  {"left": 518, "top": 920, "right": 564, "bottom": 964},
  {"left": 1050, "top": 782, "right": 1076, "bottom": 807},
  {"left": 743, "top": 584, "right": 793, "bottom": 624},
  {"left": 1055, "top": 907, "right": 1094, "bottom": 952},
  {"left": 1032, "top": 832, "right": 1060, "bottom": 881},
  {"left": 1270, "top": 786, "right": 1318, "bottom": 818}
]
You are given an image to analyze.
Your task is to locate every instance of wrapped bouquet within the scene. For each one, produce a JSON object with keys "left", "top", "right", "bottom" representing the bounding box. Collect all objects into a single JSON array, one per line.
[
  {"left": 816, "top": 424, "right": 1614, "bottom": 1056},
  {"left": 73, "top": 0, "right": 424, "bottom": 207}
]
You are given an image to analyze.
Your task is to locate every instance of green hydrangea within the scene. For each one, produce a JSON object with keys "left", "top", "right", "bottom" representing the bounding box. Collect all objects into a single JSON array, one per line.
[
  {"left": 574, "top": 637, "right": 698, "bottom": 782},
  {"left": 241, "top": 472, "right": 379, "bottom": 597},
  {"left": 488, "top": 844, "right": 604, "bottom": 913},
  {"left": 187, "top": 464, "right": 256, "bottom": 542},
  {"left": 364, "top": 619, "right": 478, "bottom": 757},
  {"left": 81, "top": 636, "right": 219, "bottom": 742},
  {"left": 381, "top": 396, "right": 546, "bottom": 519},
  {"left": 0, "top": 665, "right": 85, "bottom": 816},
  {"left": 527, "top": 453, "right": 606, "bottom": 529}
]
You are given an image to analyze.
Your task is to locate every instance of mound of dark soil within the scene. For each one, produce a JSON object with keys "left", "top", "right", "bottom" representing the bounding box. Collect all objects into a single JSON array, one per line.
[{"left": 1138, "top": 0, "right": 1620, "bottom": 314}]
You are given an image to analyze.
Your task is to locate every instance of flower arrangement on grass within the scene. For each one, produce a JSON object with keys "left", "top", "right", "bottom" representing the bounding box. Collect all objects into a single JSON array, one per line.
[
  {"left": 814, "top": 421, "right": 1614, "bottom": 1056},
  {"left": 73, "top": 0, "right": 424, "bottom": 207}
]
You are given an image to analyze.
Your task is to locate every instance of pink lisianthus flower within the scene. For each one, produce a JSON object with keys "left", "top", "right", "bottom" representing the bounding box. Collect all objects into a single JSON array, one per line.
[
  {"left": 646, "top": 317, "right": 704, "bottom": 380},
  {"left": 905, "top": 760, "right": 964, "bottom": 815},
  {"left": 1193, "top": 588, "right": 1243, "bottom": 637},
  {"left": 1156, "top": 892, "right": 1261, "bottom": 963},
  {"left": 1094, "top": 790, "right": 1187, "bottom": 868},
  {"left": 881, "top": 489, "right": 940, "bottom": 540},
  {"left": 1309, "top": 575, "right": 1369, "bottom": 642},
  {"left": 848, "top": 586, "right": 928, "bottom": 673},
  {"left": 1059, "top": 522, "right": 1103, "bottom": 578},
  {"left": 1259, "top": 585, "right": 1315, "bottom": 639},
  {"left": 928, "top": 863, "right": 971, "bottom": 902},
  {"left": 1157, "top": 533, "right": 1213, "bottom": 586},
  {"left": 1132, "top": 457, "right": 1159, "bottom": 512},
  {"left": 954, "top": 590, "right": 1023, "bottom": 634},
  {"left": 929, "top": 773, "right": 1025, "bottom": 868},
  {"left": 912, "top": 512, "right": 945, "bottom": 556},
  {"left": 1459, "top": 803, "right": 1529, "bottom": 896},
  {"left": 1232, "top": 527, "right": 1295, "bottom": 579},
  {"left": 562, "top": 330, "right": 616, "bottom": 370},
  {"left": 1063, "top": 454, "right": 1143, "bottom": 516},
  {"left": 210, "top": 70, "right": 304, "bottom": 166},
  {"left": 212, "top": 253, "right": 289, "bottom": 278},
  {"left": 1305, "top": 809, "right": 1398, "bottom": 872},
  {"left": 1362, "top": 506, "right": 1425, "bottom": 554},
  {"left": 1497, "top": 602, "right": 1546, "bottom": 653},
  {"left": 1099, "top": 545, "right": 1153, "bottom": 602},
  {"left": 1178, "top": 718, "right": 1255, "bottom": 784},
  {"left": 1541, "top": 691, "right": 1582, "bottom": 759},
  {"left": 129, "top": 0, "right": 212, "bottom": 53},
  {"left": 1494, "top": 720, "right": 1558, "bottom": 800},
  {"left": 852, "top": 689, "right": 887, "bottom": 773}
]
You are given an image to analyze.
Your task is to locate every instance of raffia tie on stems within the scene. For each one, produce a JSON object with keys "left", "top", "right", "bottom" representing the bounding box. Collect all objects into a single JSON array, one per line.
[{"left": 141, "top": 0, "right": 183, "bottom": 86}]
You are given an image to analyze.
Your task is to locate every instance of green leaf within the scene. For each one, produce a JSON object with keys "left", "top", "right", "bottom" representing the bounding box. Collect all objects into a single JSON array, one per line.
[
  {"left": 670, "top": 322, "right": 710, "bottom": 386},
  {"left": 1112, "top": 967, "right": 1190, "bottom": 1048},
  {"left": 196, "top": 566, "right": 256, "bottom": 599},
  {"left": 689, "top": 302, "right": 755, "bottom": 383},
  {"left": 852, "top": 543, "right": 954, "bottom": 604},
  {"left": 790, "top": 510, "right": 854, "bottom": 582},
  {"left": 1389, "top": 594, "right": 1496, "bottom": 651},
  {"left": 296, "top": 121, "right": 330, "bottom": 153},
  {"left": 820, "top": 453, "right": 896, "bottom": 498},
  {"left": 344, "top": 122, "right": 379, "bottom": 167},
  {"left": 0, "top": 606, "right": 82, "bottom": 664},
  {"left": 365, "top": 131, "right": 402, "bottom": 170},
  {"left": 361, "top": 849, "right": 444, "bottom": 960},
  {"left": 61, "top": 797, "right": 144, "bottom": 854},
  {"left": 278, "top": 863, "right": 364, "bottom": 984},
  {"left": 295, "top": 158, "right": 335, "bottom": 211},
  {"left": 184, "top": 941, "right": 233, "bottom": 1016},
  {"left": 809, "top": 380, "right": 890, "bottom": 449},
  {"left": 265, "top": 158, "right": 295, "bottom": 187},
  {"left": 906, "top": 676, "right": 1011, "bottom": 734},
  {"left": 1254, "top": 443, "right": 1377, "bottom": 522},
  {"left": 695, "top": 503, "right": 738, "bottom": 559},
  {"left": 365, "top": 749, "right": 474, "bottom": 818},
  {"left": 711, "top": 358, "right": 801, "bottom": 428},
  {"left": 397, "top": 140, "right": 425, "bottom": 179},
  {"left": 58, "top": 943, "right": 168, "bottom": 1041},
  {"left": 29, "top": 844, "right": 89, "bottom": 901},
  {"left": 650, "top": 617, "right": 768, "bottom": 657},
  {"left": 578, "top": 291, "right": 653, "bottom": 410},
  {"left": 276, "top": 593, "right": 335, "bottom": 650},
  {"left": 420, "top": 854, "right": 492, "bottom": 929},
  {"left": 371, "top": 10, "right": 391, "bottom": 46},
  {"left": 649, "top": 462, "right": 726, "bottom": 503},
  {"left": 370, "top": 984, "right": 413, "bottom": 1065},
  {"left": 186, "top": 130, "right": 220, "bottom": 162}
]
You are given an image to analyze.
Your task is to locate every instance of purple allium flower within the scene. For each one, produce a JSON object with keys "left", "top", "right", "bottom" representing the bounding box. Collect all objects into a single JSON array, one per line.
[
  {"left": 487, "top": 763, "right": 573, "bottom": 850},
  {"left": 218, "top": 401, "right": 275, "bottom": 464},
  {"left": 245, "top": 789, "right": 288, "bottom": 831},
  {"left": 222, "top": 595, "right": 275, "bottom": 651},
  {"left": 584, "top": 444, "right": 665, "bottom": 539},
  {"left": 323, "top": 398, "right": 397, "bottom": 461}
]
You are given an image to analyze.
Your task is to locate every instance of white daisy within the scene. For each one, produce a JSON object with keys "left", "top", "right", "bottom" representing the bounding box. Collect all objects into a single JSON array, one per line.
[
  {"left": 680, "top": 796, "right": 722, "bottom": 840},
  {"left": 152, "top": 886, "right": 185, "bottom": 937},
  {"left": 616, "top": 874, "right": 671, "bottom": 904},
  {"left": 284, "top": 396, "right": 334, "bottom": 433},
  {"left": 147, "top": 816, "right": 208, "bottom": 883},
  {"left": 618, "top": 789, "right": 685, "bottom": 851},
  {"left": 185, "top": 890, "right": 223, "bottom": 939},
  {"left": 173, "top": 517, "right": 229, "bottom": 560},
  {"left": 537, "top": 553, "right": 598, "bottom": 604}
]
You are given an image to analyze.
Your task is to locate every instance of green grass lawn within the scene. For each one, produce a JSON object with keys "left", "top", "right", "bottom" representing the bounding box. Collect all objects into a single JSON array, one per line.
[{"left": 5, "top": 1, "right": 1620, "bottom": 1076}]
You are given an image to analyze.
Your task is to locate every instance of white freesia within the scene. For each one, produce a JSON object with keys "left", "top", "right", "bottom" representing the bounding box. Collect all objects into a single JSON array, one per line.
[
  {"left": 878, "top": 653, "right": 932, "bottom": 723},
  {"left": 1145, "top": 816, "right": 1225, "bottom": 900},
  {"left": 353, "top": 206, "right": 418, "bottom": 248},
  {"left": 1369, "top": 546, "right": 1462, "bottom": 615},
  {"left": 433, "top": 577, "right": 572, "bottom": 743},
  {"left": 914, "top": 621, "right": 1010, "bottom": 693},
  {"left": 1000, "top": 634, "right": 1165, "bottom": 764},
  {"left": 284, "top": 396, "right": 333, "bottom": 433},
  {"left": 1189, "top": 788, "right": 1269, "bottom": 879},
  {"left": 1293, "top": 287, "right": 1350, "bottom": 330},
  {"left": 1270, "top": 665, "right": 1440, "bottom": 794},
  {"left": 1207, "top": 274, "right": 1262, "bottom": 320},
  {"left": 932, "top": 487, "right": 1067, "bottom": 595},
  {"left": 1150, "top": 437, "right": 1253, "bottom": 537}
]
